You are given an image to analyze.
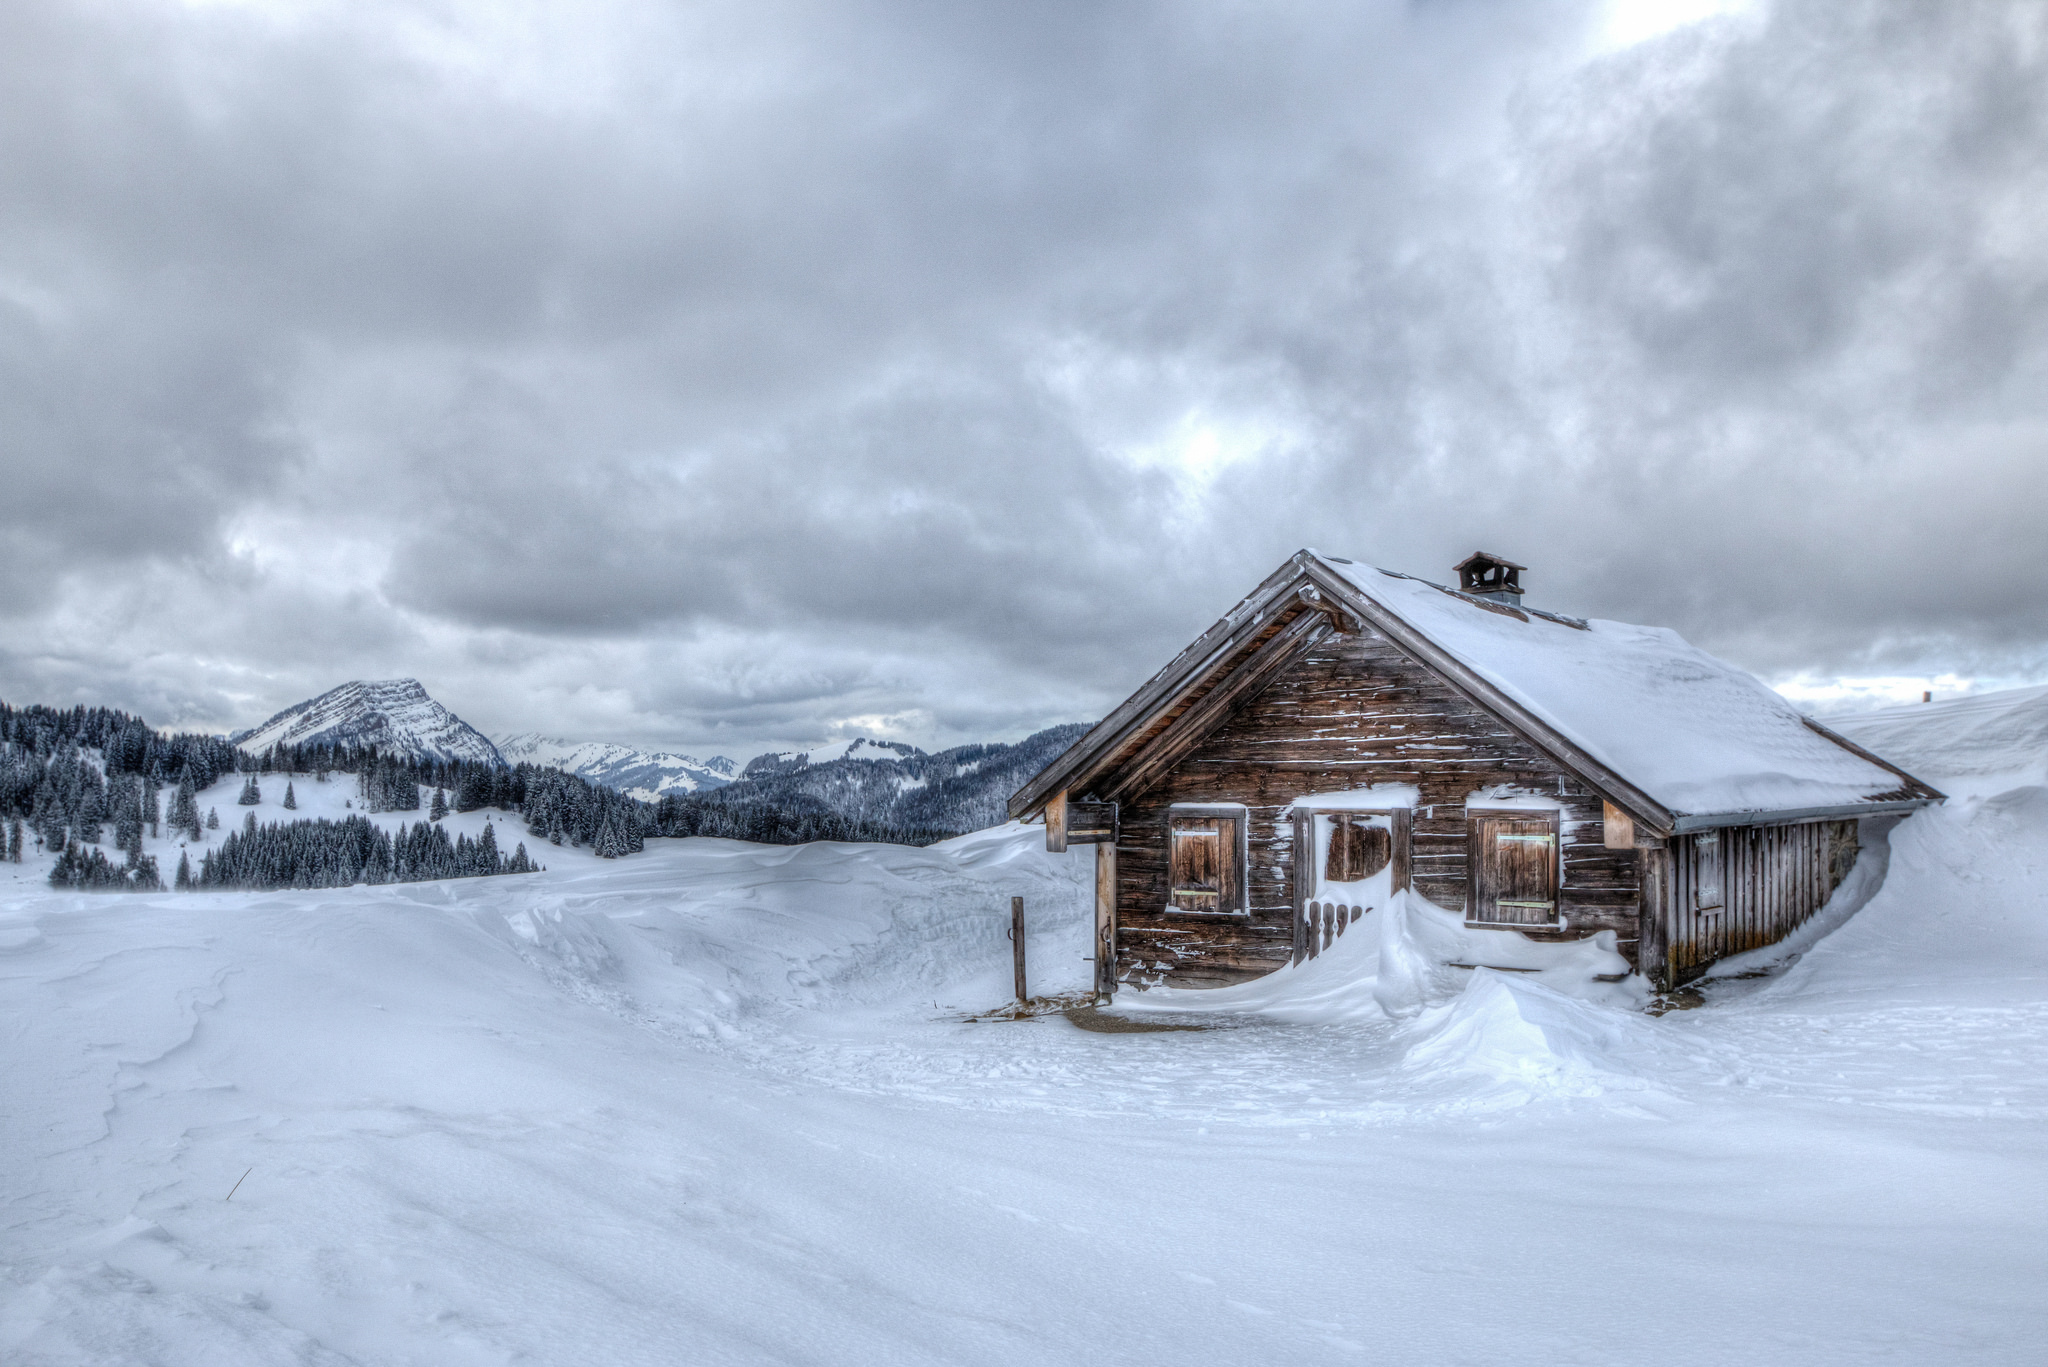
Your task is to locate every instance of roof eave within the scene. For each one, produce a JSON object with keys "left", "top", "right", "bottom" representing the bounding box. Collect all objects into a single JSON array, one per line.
[
  {"left": 1670, "top": 797, "right": 1942, "bottom": 833},
  {"left": 1005, "top": 552, "right": 1320, "bottom": 820}
]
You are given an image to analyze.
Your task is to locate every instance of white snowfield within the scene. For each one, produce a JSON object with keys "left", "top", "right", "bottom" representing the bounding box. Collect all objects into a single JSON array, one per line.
[{"left": 6, "top": 745, "right": 2048, "bottom": 1362}]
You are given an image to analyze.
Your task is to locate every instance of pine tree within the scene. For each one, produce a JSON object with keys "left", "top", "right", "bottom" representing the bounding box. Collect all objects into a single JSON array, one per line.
[
  {"left": 168, "top": 778, "right": 198, "bottom": 840},
  {"left": 244, "top": 810, "right": 257, "bottom": 836},
  {"left": 112, "top": 781, "right": 142, "bottom": 854},
  {"left": 593, "top": 805, "right": 632, "bottom": 859},
  {"left": 283, "top": 781, "right": 298, "bottom": 811},
  {"left": 207, "top": 807, "right": 220, "bottom": 830},
  {"left": 429, "top": 787, "right": 447, "bottom": 822},
  {"left": 6, "top": 819, "right": 21, "bottom": 863},
  {"left": 238, "top": 776, "right": 261, "bottom": 806},
  {"left": 175, "top": 851, "right": 193, "bottom": 890}
]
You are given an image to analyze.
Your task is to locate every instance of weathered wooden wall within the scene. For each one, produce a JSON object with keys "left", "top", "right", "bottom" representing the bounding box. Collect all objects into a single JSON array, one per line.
[
  {"left": 1659, "top": 820, "right": 1857, "bottom": 987},
  {"left": 1103, "top": 624, "right": 1642, "bottom": 990}
]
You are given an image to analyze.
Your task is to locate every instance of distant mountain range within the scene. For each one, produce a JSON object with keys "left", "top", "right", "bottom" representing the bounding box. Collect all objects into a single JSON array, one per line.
[
  {"left": 232, "top": 679, "right": 505, "bottom": 767},
  {"left": 739, "top": 736, "right": 923, "bottom": 777},
  {"left": 496, "top": 734, "right": 737, "bottom": 800},
  {"left": 232, "top": 678, "right": 1091, "bottom": 836},
  {"left": 699, "top": 724, "right": 1091, "bottom": 836}
]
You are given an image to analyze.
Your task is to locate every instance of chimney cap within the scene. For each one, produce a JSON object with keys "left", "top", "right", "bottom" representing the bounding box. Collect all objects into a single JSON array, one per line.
[
  {"left": 1453, "top": 551, "right": 1527, "bottom": 575},
  {"left": 1454, "top": 551, "right": 1526, "bottom": 603}
]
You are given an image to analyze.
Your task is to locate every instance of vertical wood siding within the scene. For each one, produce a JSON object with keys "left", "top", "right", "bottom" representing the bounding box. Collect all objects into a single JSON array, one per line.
[
  {"left": 1107, "top": 625, "right": 1642, "bottom": 989},
  {"left": 1662, "top": 820, "right": 1857, "bottom": 984}
]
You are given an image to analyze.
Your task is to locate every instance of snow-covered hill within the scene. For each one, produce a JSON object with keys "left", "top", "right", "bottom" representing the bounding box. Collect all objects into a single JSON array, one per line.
[
  {"left": 739, "top": 736, "right": 924, "bottom": 777},
  {"left": 1826, "top": 684, "right": 2048, "bottom": 794},
  {"left": 710, "top": 724, "right": 1089, "bottom": 836},
  {"left": 495, "top": 734, "right": 736, "bottom": 800},
  {"left": 231, "top": 679, "right": 504, "bottom": 767}
]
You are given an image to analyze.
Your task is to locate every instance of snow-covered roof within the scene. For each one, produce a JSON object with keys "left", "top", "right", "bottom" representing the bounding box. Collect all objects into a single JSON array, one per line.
[{"left": 1314, "top": 554, "right": 1925, "bottom": 820}]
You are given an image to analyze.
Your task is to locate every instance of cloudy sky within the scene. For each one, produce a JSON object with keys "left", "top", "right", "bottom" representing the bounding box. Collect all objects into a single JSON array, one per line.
[{"left": 2, "top": 0, "right": 2044, "bottom": 759}]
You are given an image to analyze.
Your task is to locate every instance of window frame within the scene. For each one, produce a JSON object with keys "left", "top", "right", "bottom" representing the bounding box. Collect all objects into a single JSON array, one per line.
[
  {"left": 1164, "top": 803, "right": 1250, "bottom": 918},
  {"left": 1463, "top": 806, "right": 1563, "bottom": 929}
]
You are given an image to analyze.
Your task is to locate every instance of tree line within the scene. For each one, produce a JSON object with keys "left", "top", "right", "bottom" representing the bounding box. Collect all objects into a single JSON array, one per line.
[
  {"left": 187, "top": 813, "right": 536, "bottom": 891},
  {"left": 6, "top": 698, "right": 1076, "bottom": 896}
]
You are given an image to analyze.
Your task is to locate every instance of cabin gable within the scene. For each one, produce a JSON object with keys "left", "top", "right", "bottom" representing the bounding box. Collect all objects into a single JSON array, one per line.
[{"left": 1108, "top": 621, "right": 1642, "bottom": 990}]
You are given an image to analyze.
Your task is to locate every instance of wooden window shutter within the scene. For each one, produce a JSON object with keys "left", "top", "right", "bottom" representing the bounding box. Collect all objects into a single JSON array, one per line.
[
  {"left": 1169, "top": 814, "right": 1241, "bottom": 914},
  {"left": 1324, "top": 815, "right": 1391, "bottom": 883},
  {"left": 1467, "top": 811, "right": 1559, "bottom": 926},
  {"left": 1693, "top": 831, "right": 1724, "bottom": 912}
]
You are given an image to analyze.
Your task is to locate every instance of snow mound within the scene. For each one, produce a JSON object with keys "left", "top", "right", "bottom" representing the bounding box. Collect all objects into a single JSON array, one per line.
[
  {"left": 1398, "top": 970, "right": 1652, "bottom": 1094},
  {"left": 1117, "top": 889, "right": 1642, "bottom": 1026}
]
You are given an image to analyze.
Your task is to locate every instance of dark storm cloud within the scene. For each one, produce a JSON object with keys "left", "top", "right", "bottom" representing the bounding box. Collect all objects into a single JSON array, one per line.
[{"left": 0, "top": 0, "right": 2043, "bottom": 749}]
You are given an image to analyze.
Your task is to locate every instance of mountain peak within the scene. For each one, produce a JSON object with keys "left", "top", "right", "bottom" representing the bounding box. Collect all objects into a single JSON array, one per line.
[{"left": 232, "top": 679, "right": 504, "bottom": 767}]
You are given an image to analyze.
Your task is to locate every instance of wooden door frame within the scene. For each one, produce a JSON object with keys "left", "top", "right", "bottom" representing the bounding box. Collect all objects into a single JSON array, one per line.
[{"left": 1290, "top": 806, "right": 1412, "bottom": 961}]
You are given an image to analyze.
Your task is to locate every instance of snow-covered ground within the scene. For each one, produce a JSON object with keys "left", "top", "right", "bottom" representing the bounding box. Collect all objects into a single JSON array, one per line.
[{"left": 6, "top": 756, "right": 2048, "bottom": 1361}]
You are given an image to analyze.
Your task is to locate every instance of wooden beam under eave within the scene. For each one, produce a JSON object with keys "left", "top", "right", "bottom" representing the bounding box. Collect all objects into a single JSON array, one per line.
[
  {"left": 1045, "top": 790, "right": 1068, "bottom": 853},
  {"left": 1603, "top": 801, "right": 1635, "bottom": 850}
]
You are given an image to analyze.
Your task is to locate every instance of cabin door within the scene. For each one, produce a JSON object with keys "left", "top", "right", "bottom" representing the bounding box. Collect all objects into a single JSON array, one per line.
[{"left": 1295, "top": 809, "right": 1402, "bottom": 961}]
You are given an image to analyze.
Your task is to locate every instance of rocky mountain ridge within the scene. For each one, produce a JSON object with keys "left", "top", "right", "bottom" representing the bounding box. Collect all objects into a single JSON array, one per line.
[
  {"left": 232, "top": 680, "right": 505, "bottom": 767},
  {"left": 495, "top": 734, "right": 737, "bottom": 801}
]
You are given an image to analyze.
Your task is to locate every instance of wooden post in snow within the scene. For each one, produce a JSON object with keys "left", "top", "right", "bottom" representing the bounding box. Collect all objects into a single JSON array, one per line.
[
  {"left": 1094, "top": 842, "right": 1117, "bottom": 999},
  {"left": 1010, "top": 895, "right": 1027, "bottom": 1005}
]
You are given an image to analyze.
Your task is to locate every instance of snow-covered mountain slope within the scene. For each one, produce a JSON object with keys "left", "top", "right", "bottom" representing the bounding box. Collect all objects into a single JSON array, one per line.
[
  {"left": 1825, "top": 684, "right": 2048, "bottom": 794},
  {"left": 231, "top": 679, "right": 504, "bottom": 766},
  {"left": 496, "top": 734, "right": 735, "bottom": 800},
  {"left": 8, "top": 759, "right": 2048, "bottom": 1359},
  {"left": 711, "top": 724, "right": 1089, "bottom": 836},
  {"left": 740, "top": 735, "right": 924, "bottom": 777}
]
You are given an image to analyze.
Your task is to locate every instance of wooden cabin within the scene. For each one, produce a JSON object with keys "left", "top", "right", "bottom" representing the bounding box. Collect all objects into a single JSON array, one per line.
[{"left": 1010, "top": 550, "right": 1942, "bottom": 995}]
